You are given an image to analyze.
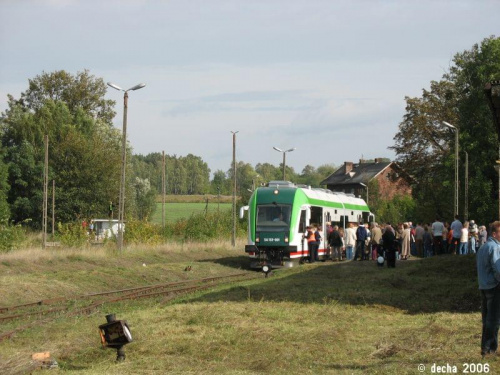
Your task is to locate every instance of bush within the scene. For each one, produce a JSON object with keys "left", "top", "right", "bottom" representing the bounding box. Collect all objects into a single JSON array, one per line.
[
  {"left": 124, "top": 219, "right": 163, "bottom": 245},
  {"left": 56, "top": 222, "right": 88, "bottom": 247},
  {"left": 0, "top": 220, "right": 26, "bottom": 252}
]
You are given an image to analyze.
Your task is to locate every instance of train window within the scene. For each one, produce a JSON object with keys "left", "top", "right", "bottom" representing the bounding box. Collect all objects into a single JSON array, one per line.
[
  {"left": 256, "top": 204, "right": 292, "bottom": 232},
  {"left": 335, "top": 210, "right": 337, "bottom": 214},
  {"left": 299, "top": 210, "right": 306, "bottom": 233},
  {"left": 351, "top": 211, "right": 354, "bottom": 216},
  {"left": 310, "top": 206, "right": 323, "bottom": 226}
]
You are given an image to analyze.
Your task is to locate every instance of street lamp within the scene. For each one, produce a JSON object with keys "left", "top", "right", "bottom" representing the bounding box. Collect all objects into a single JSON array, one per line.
[
  {"left": 107, "top": 82, "right": 146, "bottom": 251},
  {"left": 442, "top": 121, "right": 459, "bottom": 218},
  {"left": 273, "top": 147, "right": 295, "bottom": 181},
  {"left": 231, "top": 131, "right": 239, "bottom": 248}
]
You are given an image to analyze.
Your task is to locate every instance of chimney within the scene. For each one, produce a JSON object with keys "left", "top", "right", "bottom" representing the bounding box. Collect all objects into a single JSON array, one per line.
[
  {"left": 344, "top": 161, "right": 353, "bottom": 174},
  {"left": 359, "top": 158, "right": 365, "bottom": 164}
]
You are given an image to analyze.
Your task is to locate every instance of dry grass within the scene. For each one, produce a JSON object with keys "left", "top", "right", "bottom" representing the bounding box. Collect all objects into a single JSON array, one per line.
[{"left": 0, "top": 248, "right": 496, "bottom": 374}]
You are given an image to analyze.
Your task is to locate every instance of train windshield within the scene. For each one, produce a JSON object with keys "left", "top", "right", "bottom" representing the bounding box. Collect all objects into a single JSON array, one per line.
[{"left": 256, "top": 204, "right": 291, "bottom": 232}]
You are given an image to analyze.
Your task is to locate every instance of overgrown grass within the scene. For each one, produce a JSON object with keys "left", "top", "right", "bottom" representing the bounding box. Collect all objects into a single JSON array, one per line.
[
  {"left": 150, "top": 202, "right": 232, "bottom": 224},
  {"left": 0, "top": 249, "right": 494, "bottom": 375},
  {"left": 155, "top": 194, "right": 233, "bottom": 204}
]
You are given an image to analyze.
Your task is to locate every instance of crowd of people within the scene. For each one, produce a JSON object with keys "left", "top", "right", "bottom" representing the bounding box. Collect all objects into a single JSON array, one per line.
[{"left": 304, "top": 216, "right": 489, "bottom": 268}]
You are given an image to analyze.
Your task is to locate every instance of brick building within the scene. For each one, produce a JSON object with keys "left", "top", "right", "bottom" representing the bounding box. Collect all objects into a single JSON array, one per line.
[{"left": 320, "top": 159, "right": 413, "bottom": 200}]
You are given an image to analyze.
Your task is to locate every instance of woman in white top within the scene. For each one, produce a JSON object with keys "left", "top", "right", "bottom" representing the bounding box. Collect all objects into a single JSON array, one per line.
[{"left": 459, "top": 221, "right": 469, "bottom": 255}]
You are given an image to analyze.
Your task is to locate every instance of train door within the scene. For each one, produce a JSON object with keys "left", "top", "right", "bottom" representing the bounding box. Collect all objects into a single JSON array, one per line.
[
  {"left": 310, "top": 206, "right": 324, "bottom": 256},
  {"left": 299, "top": 208, "right": 307, "bottom": 256}
]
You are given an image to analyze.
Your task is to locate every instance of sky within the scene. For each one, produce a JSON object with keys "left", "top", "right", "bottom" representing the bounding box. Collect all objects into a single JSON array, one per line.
[{"left": 0, "top": 0, "right": 498, "bottom": 176}]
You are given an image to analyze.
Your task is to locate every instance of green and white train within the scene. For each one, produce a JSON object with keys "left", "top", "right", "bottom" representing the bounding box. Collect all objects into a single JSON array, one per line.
[{"left": 240, "top": 181, "right": 373, "bottom": 269}]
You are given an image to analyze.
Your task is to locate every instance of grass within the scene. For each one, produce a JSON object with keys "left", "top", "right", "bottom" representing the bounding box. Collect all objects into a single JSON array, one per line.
[
  {"left": 150, "top": 202, "right": 232, "bottom": 224},
  {"left": 156, "top": 194, "right": 233, "bottom": 203},
  {"left": 0, "top": 245, "right": 495, "bottom": 375}
]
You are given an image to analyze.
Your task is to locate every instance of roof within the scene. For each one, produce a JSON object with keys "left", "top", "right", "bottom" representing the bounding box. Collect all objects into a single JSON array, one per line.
[{"left": 320, "top": 161, "right": 392, "bottom": 186}]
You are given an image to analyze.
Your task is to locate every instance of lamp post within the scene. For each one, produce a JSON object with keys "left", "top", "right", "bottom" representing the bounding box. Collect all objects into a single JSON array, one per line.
[
  {"left": 273, "top": 147, "right": 295, "bottom": 181},
  {"left": 231, "top": 131, "right": 239, "bottom": 248},
  {"left": 443, "top": 121, "right": 459, "bottom": 218},
  {"left": 107, "top": 82, "right": 146, "bottom": 251}
]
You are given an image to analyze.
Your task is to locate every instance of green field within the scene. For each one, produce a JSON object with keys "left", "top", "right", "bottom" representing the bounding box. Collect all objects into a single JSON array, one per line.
[
  {"left": 0, "top": 244, "right": 494, "bottom": 374},
  {"left": 151, "top": 202, "right": 232, "bottom": 223}
]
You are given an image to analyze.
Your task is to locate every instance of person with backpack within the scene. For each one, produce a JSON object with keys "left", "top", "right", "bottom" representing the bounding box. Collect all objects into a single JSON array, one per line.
[
  {"left": 354, "top": 222, "right": 368, "bottom": 261},
  {"left": 328, "top": 225, "right": 343, "bottom": 261}
]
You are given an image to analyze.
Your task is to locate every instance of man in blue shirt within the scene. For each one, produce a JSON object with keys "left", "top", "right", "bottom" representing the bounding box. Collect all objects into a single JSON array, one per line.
[
  {"left": 477, "top": 221, "right": 500, "bottom": 357},
  {"left": 450, "top": 215, "right": 463, "bottom": 254},
  {"left": 354, "top": 223, "right": 367, "bottom": 261}
]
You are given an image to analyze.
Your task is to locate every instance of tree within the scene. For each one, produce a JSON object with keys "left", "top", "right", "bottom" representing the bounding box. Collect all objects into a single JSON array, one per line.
[
  {"left": 184, "top": 154, "right": 210, "bottom": 194},
  {"left": 210, "top": 170, "right": 230, "bottom": 195},
  {"left": 228, "top": 161, "right": 257, "bottom": 203},
  {"left": 133, "top": 177, "right": 157, "bottom": 221},
  {"left": 20, "top": 70, "right": 116, "bottom": 126},
  {"left": 391, "top": 36, "right": 500, "bottom": 224},
  {"left": 0, "top": 145, "right": 10, "bottom": 222},
  {"left": 255, "top": 163, "right": 281, "bottom": 183},
  {"left": 0, "top": 70, "right": 122, "bottom": 226}
]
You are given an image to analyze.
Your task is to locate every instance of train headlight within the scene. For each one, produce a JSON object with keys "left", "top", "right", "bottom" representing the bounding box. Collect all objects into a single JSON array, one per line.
[
  {"left": 273, "top": 189, "right": 279, "bottom": 195},
  {"left": 284, "top": 236, "right": 289, "bottom": 243},
  {"left": 256, "top": 236, "right": 260, "bottom": 243}
]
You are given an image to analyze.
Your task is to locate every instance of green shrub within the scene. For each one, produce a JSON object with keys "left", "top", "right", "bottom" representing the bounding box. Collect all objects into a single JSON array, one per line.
[
  {"left": 124, "top": 219, "right": 163, "bottom": 245},
  {"left": 0, "top": 220, "right": 26, "bottom": 252},
  {"left": 56, "top": 222, "right": 88, "bottom": 247}
]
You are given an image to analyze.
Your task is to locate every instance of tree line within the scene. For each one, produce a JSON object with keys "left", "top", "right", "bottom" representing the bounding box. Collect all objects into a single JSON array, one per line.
[
  {"left": 391, "top": 36, "right": 500, "bottom": 225},
  {"left": 0, "top": 35, "right": 499, "bottom": 234},
  {"left": 0, "top": 70, "right": 336, "bottom": 228}
]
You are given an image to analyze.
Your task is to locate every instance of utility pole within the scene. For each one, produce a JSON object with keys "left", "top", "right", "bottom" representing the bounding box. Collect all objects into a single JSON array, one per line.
[
  {"left": 52, "top": 179, "right": 55, "bottom": 239},
  {"left": 464, "top": 151, "right": 468, "bottom": 221},
  {"left": 42, "top": 135, "right": 48, "bottom": 249},
  {"left": 231, "top": 131, "right": 239, "bottom": 248},
  {"left": 162, "top": 151, "right": 166, "bottom": 229},
  {"left": 443, "top": 122, "right": 459, "bottom": 217}
]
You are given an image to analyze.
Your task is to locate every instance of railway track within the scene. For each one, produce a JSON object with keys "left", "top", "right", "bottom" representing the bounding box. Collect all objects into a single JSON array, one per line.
[{"left": 0, "top": 272, "right": 257, "bottom": 342}]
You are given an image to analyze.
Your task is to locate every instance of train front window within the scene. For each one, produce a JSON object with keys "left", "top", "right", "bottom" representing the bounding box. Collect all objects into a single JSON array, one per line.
[{"left": 256, "top": 204, "right": 291, "bottom": 232}]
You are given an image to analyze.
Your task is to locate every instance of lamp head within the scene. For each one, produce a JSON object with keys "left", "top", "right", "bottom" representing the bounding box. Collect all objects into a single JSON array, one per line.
[
  {"left": 127, "top": 83, "right": 146, "bottom": 91},
  {"left": 107, "top": 82, "right": 124, "bottom": 91}
]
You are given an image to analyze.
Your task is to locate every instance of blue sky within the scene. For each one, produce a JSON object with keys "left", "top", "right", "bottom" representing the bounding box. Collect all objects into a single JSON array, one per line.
[{"left": 1, "top": 0, "right": 498, "bottom": 175}]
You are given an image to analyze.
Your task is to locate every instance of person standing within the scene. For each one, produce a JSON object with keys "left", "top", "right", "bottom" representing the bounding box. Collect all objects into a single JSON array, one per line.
[
  {"left": 328, "top": 225, "right": 343, "bottom": 261},
  {"left": 371, "top": 222, "right": 383, "bottom": 260},
  {"left": 423, "top": 224, "right": 433, "bottom": 257},
  {"left": 355, "top": 222, "right": 368, "bottom": 261},
  {"left": 459, "top": 221, "right": 469, "bottom": 255},
  {"left": 431, "top": 217, "right": 445, "bottom": 255},
  {"left": 470, "top": 220, "right": 479, "bottom": 254},
  {"left": 450, "top": 215, "right": 463, "bottom": 255},
  {"left": 306, "top": 226, "right": 316, "bottom": 263},
  {"left": 442, "top": 222, "right": 449, "bottom": 254},
  {"left": 383, "top": 223, "right": 396, "bottom": 268},
  {"left": 477, "top": 221, "right": 500, "bottom": 357},
  {"left": 415, "top": 223, "right": 425, "bottom": 257},
  {"left": 314, "top": 227, "right": 322, "bottom": 261},
  {"left": 401, "top": 223, "right": 411, "bottom": 260},
  {"left": 345, "top": 223, "right": 357, "bottom": 261},
  {"left": 480, "top": 226, "right": 488, "bottom": 247}
]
